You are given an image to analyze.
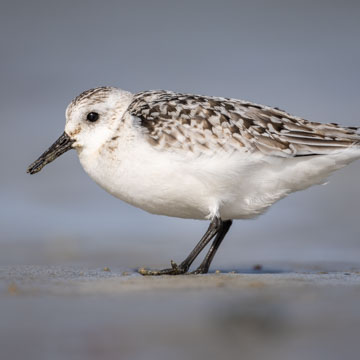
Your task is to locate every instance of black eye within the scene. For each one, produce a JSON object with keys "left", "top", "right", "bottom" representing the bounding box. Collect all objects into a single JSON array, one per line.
[{"left": 86, "top": 112, "right": 99, "bottom": 122}]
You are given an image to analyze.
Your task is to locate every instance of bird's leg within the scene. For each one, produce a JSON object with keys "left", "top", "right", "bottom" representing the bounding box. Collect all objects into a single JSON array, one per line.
[
  {"left": 190, "top": 220, "right": 232, "bottom": 274},
  {"left": 139, "top": 217, "right": 222, "bottom": 276}
]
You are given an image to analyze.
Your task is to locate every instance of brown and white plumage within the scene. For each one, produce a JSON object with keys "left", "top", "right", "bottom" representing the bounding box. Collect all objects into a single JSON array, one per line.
[
  {"left": 57, "top": 86, "right": 360, "bottom": 220},
  {"left": 128, "top": 90, "right": 360, "bottom": 157},
  {"left": 28, "top": 86, "right": 360, "bottom": 274}
]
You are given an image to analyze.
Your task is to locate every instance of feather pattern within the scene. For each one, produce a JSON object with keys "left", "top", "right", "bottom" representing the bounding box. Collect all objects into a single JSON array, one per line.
[{"left": 127, "top": 90, "right": 360, "bottom": 157}]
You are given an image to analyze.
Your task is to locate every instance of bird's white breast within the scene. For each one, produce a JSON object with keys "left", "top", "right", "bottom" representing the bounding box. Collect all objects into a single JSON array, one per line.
[{"left": 77, "top": 118, "right": 360, "bottom": 221}]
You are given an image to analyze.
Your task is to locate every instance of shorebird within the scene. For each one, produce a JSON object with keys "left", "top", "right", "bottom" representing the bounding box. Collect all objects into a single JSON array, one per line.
[{"left": 27, "top": 87, "right": 360, "bottom": 275}]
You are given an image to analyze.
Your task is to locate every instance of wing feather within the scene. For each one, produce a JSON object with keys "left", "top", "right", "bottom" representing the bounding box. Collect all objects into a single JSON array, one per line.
[{"left": 127, "top": 90, "right": 360, "bottom": 157}]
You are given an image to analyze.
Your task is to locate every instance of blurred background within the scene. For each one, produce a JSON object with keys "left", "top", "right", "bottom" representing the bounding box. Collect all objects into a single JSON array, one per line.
[
  {"left": 1, "top": 0, "right": 359, "bottom": 268},
  {"left": 1, "top": 1, "right": 360, "bottom": 360}
]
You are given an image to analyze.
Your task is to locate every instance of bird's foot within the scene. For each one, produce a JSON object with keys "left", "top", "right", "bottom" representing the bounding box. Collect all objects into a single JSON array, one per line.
[
  {"left": 138, "top": 260, "right": 188, "bottom": 276},
  {"left": 188, "top": 266, "right": 209, "bottom": 275}
]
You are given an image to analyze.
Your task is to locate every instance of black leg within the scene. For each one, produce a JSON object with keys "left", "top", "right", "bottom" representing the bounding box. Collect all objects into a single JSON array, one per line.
[
  {"left": 190, "top": 220, "right": 232, "bottom": 274},
  {"left": 139, "top": 217, "right": 222, "bottom": 276}
]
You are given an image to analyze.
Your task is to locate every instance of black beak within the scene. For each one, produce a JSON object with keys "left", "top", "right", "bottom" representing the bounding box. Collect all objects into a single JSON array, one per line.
[{"left": 27, "top": 132, "right": 75, "bottom": 175}]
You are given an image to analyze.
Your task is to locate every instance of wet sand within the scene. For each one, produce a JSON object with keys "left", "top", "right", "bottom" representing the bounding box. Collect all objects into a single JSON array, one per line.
[{"left": 1, "top": 264, "right": 360, "bottom": 360}]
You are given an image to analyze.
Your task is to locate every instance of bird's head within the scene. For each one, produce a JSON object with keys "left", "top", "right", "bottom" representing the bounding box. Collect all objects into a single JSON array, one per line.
[{"left": 27, "top": 86, "right": 132, "bottom": 175}]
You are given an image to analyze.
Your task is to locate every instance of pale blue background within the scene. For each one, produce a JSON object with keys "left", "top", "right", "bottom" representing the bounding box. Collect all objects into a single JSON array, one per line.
[{"left": 1, "top": 0, "right": 359, "bottom": 268}]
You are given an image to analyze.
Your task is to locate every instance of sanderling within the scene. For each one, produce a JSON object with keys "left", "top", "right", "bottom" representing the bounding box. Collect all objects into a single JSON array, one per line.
[{"left": 27, "top": 87, "right": 360, "bottom": 275}]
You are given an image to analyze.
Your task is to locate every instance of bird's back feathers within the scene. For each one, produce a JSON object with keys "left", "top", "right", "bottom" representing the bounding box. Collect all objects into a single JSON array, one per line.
[{"left": 127, "top": 90, "right": 360, "bottom": 157}]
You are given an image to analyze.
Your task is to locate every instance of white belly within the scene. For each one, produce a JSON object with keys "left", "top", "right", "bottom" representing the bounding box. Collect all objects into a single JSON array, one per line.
[{"left": 78, "top": 137, "right": 360, "bottom": 220}]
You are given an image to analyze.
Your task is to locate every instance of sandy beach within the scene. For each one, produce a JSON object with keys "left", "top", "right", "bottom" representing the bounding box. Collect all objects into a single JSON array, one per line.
[{"left": 2, "top": 263, "right": 360, "bottom": 360}]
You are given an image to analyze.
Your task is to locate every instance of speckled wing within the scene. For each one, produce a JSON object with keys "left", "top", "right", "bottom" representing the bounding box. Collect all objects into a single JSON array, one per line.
[{"left": 127, "top": 90, "right": 360, "bottom": 157}]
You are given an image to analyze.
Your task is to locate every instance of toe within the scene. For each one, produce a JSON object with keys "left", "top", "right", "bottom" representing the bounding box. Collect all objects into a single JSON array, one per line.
[{"left": 138, "top": 262, "right": 187, "bottom": 276}]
